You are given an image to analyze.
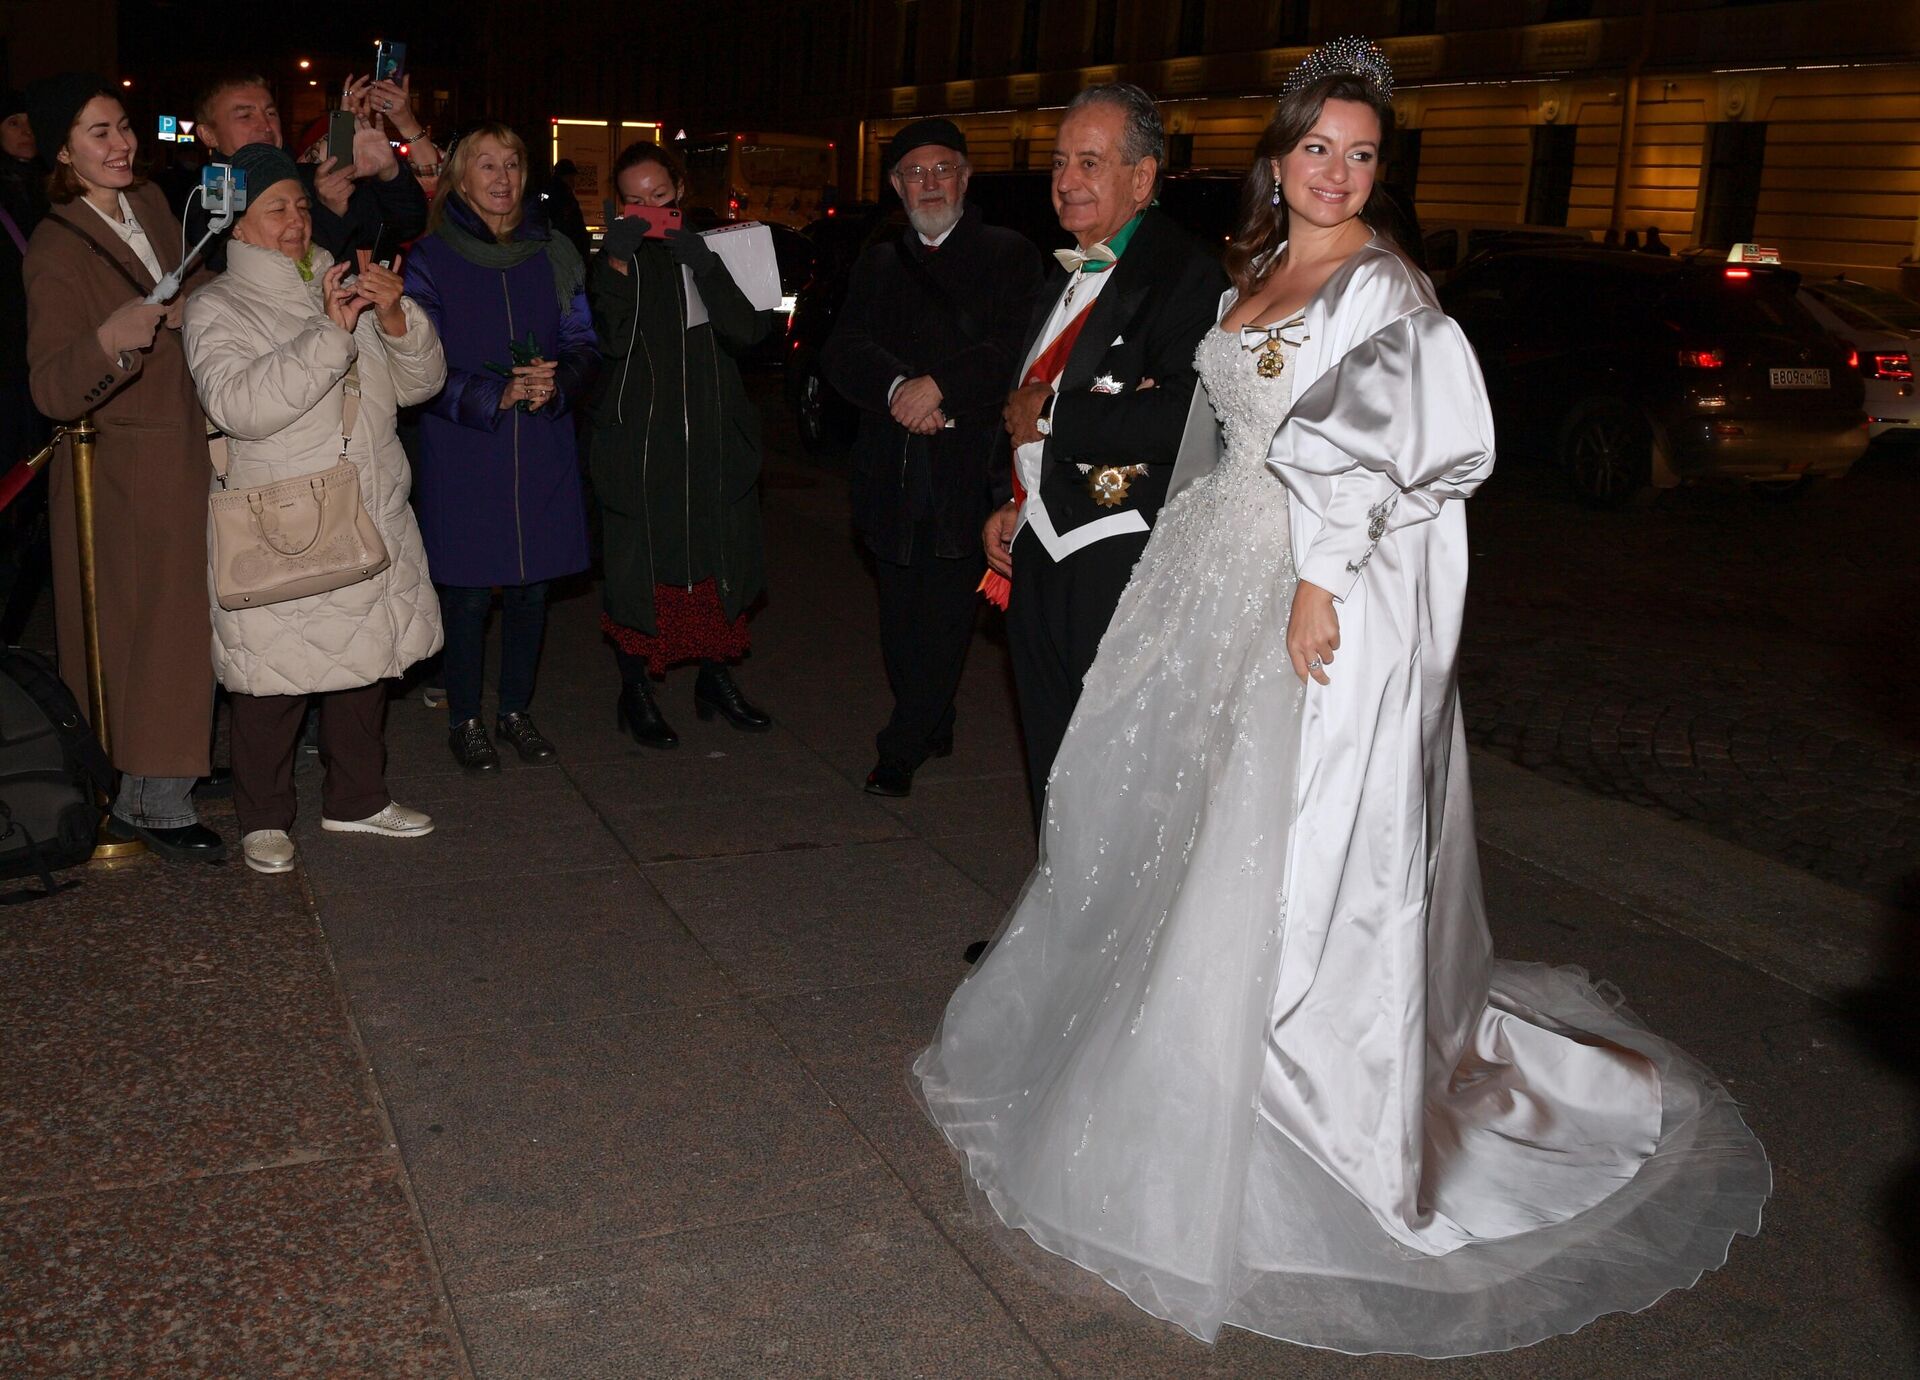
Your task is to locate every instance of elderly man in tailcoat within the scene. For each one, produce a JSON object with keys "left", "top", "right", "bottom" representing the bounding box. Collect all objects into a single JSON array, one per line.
[{"left": 823, "top": 119, "right": 1041, "bottom": 796}]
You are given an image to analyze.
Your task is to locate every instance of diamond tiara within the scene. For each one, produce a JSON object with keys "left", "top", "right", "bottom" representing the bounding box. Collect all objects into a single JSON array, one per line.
[{"left": 1278, "top": 37, "right": 1395, "bottom": 103}]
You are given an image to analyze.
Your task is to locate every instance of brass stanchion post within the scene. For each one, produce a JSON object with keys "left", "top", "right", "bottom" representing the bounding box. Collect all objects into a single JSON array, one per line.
[{"left": 69, "top": 414, "right": 145, "bottom": 861}]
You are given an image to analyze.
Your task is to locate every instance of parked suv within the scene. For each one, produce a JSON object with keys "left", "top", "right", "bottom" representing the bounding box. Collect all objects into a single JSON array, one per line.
[
  {"left": 1796, "top": 276, "right": 1919, "bottom": 442},
  {"left": 1441, "top": 247, "right": 1869, "bottom": 503}
]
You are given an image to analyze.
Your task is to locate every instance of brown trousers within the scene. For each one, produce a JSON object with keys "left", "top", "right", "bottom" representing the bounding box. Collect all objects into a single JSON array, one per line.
[{"left": 229, "top": 682, "right": 390, "bottom": 834}]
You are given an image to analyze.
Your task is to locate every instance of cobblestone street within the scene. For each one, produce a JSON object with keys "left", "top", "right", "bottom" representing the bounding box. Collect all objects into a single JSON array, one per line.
[{"left": 1457, "top": 443, "right": 1920, "bottom": 904}]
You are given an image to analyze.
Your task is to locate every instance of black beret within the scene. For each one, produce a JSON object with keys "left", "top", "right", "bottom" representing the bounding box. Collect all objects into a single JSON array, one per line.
[{"left": 885, "top": 118, "right": 967, "bottom": 173}]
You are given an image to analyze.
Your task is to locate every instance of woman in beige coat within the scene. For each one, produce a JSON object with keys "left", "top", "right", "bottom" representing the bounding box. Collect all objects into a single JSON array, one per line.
[
  {"left": 23, "top": 75, "right": 222, "bottom": 862},
  {"left": 182, "top": 144, "right": 445, "bottom": 875}
]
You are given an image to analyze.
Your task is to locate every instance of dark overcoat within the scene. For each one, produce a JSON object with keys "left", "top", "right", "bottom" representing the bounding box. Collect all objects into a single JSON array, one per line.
[
  {"left": 584, "top": 236, "right": 771, "bottom": 634},
  {"left": 821, "top": 203, "right": 1041, "bottom": 563}
]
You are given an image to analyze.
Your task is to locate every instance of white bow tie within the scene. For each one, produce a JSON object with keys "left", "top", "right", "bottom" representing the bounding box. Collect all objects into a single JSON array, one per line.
[{"left": 1054, "top": 242, "right": 1119, "bottom": 274}]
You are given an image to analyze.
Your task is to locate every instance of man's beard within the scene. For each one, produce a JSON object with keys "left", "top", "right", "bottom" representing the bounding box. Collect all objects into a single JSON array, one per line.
[{"left": 906, "top": 197, "right": 963, "bottom": 241}]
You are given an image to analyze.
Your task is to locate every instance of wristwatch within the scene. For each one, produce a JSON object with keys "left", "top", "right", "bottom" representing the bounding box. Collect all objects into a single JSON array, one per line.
[{"left": 1034, "top": 393, "right": 1057, "bottom": 438}]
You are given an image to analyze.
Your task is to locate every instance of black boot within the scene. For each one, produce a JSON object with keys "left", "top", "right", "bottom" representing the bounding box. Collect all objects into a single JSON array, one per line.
[
  {"left": 694, "top": 663, "right": 772, "bottom": 731},
  {"left": 617, "top": 677, "right": 679, "bottom": 749}
]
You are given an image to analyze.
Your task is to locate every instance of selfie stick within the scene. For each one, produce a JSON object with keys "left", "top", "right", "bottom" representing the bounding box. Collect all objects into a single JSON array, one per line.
[{"left": 147, "top": 168, "right": 247, "bottom": 304}]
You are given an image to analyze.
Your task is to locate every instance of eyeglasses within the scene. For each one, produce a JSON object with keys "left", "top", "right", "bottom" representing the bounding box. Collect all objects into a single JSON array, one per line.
[{"left": 898, "top": 161, "right": 963, "bottom": 184}]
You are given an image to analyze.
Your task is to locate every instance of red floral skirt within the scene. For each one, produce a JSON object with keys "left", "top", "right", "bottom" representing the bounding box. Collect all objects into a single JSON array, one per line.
[{"left": 602, "top": 579, "right": 750, "bottom": 676}]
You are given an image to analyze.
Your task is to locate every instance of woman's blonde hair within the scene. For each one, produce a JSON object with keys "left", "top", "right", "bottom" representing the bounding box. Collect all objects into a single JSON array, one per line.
[{"left": 428, "top": 122, "right": 528, "bottom": 234}]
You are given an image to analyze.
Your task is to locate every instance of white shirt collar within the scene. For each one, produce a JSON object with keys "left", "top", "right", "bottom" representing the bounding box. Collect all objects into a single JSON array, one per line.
[{"left": 81, "top": 191, "right": 164, "bottom": 281}]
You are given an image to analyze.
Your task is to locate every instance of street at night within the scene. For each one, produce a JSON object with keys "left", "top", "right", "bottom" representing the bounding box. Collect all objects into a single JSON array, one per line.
[{"left": 3, "top": 0, "right": 1919, "bottom": 1375}]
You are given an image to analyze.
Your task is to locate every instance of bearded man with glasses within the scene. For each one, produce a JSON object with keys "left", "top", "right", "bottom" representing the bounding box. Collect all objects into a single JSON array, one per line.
[{"left": 823, "top": 119, "right": 1041, "bottom": 798}]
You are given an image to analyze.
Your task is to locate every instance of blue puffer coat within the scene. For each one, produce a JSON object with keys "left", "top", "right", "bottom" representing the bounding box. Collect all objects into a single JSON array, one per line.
[{"left": 402, "top": 196, "right": 596, "bottom": 588}]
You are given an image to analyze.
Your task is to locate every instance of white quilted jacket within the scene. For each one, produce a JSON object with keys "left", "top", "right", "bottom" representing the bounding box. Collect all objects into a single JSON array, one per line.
[{"left": 184, "top": 240, "right": 446, "bottom": 696}]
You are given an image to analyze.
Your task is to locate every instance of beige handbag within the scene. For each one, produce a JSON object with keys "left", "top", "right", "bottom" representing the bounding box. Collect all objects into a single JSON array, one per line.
[{"left": 208, "top": 369, "right": 391, "bottom": 611}]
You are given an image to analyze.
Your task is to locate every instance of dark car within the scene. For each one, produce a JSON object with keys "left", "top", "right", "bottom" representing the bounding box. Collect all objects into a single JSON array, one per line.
[
  {"left": 784, "top": 171, "right": 1242, "bottom": 451},
  {"left": 1441, "top": 247, "right": 1870, "bottom": 503}
]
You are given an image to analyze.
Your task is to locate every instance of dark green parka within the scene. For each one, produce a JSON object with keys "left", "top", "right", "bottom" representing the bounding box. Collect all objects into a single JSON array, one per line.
[{"left": 586, "top": 239, "right": 771, "bottom": 634}]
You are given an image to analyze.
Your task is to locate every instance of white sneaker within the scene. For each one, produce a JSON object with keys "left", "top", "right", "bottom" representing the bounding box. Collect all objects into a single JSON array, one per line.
[
  {"left": 241, "top": 829, "right": 297, "bottom": 874},
  {"left": 320, "top": 802, "right": 435, "bottom": 837}
]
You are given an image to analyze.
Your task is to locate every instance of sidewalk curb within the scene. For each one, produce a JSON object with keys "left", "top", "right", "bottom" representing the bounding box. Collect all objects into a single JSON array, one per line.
[{"left": 1469, "top": 747, "right": 1885, "bottom": 1003}]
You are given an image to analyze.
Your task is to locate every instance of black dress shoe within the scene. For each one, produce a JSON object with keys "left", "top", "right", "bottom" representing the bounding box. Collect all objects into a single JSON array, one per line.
[
  {"left": 108, "top": 818, "right": 228, "bottom": 864},
  {"left": 496, "top": 711, "right": 557, "bottom": 763},
  {"left": 194, "top": 767, "right": 234, "bottom": 799},
  {"left": 963, "top": 939, "right": 993, "bottom": 965},
  {"left": 863, "top": 761, "right": 913, "bottom": 797},
  {"left": 616, "top": 680, "right": 679, "bottom": 749},
  {"left": 448, "top": 717, "right": 501, "bottom": 773},
  {"left": 694, "top": 663, "right": 772, "bottom": 731}
]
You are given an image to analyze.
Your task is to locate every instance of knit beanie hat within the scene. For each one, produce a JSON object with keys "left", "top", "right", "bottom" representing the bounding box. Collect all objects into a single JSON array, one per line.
[
  {"left": 225, "top": 140, "right": 300, "bottom": 204},
  {"left": 25, "top": 72, "right": 113, "bottom": 163}
]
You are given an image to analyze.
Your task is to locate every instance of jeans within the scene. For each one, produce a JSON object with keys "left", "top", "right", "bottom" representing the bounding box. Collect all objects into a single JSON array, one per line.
[
  {"left": 439, "top": 582, "right": 550, "bottom": 725},
  {"left": 112, "top": 774, "right": 197, "bottom": 830}
]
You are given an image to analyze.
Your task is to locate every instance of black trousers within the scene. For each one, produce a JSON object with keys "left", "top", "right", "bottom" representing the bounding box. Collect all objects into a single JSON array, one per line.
[
  {"left": 1005, "top": 523, "right": 1151, "bottom": 827},
  {"left": 230, "top": 681, "right": 390, "bottom": 834},
  {"left": 873, "top": 519, "right": 985, "bottom": 771}
]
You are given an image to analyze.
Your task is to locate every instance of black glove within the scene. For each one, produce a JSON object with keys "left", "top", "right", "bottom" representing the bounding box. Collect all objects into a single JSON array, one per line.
[
  {"left": 664, "top": 226, "right": 716, "bottom": 271},
  {"left": 602, "top": 216, "right": 649, "bottom": 263}
]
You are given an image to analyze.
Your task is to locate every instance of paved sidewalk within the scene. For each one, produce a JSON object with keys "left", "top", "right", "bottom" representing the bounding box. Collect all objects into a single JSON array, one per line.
[{"left": 4, "top": 451, "right": 1916, "bottom": 1376}]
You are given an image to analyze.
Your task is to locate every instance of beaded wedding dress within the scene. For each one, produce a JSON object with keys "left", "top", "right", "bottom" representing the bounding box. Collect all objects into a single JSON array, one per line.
[{"left": 913, "top": 311, "right": 1770, "bottom": 1356}]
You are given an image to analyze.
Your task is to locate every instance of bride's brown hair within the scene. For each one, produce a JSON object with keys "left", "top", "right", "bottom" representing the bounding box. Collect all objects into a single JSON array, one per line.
[{"left": 1223, "top": 73, "right": 1407, "bottom": 298}]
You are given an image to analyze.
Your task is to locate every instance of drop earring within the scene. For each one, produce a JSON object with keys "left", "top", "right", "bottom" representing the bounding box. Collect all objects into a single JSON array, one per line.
[
  {"left": 1269, "top": 163, "right": 1282, "bottom": 206},
  {"left": 1270, "top": 182, "right": 1281, "bottom": 207}
]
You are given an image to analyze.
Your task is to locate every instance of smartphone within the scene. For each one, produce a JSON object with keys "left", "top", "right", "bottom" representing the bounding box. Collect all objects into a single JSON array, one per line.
[
  {"left": 201, "top": 163, "right": 247, "bottom": 220},
  {"left": 327, "top": 109, "right": 358, "bottom": 168},
  {"left": 374, "top": 40, "right": 407, "bottom": 83},
  {"left": 366, "top": 223, "right": 395, "bottom": 270},
  {"left": 622, "top": 203, "right": 683, "bottom": 239}
]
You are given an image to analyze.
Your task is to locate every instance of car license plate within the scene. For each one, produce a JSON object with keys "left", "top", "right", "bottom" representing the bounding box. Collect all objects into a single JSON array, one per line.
[{"left": 1769, "top": 367, "right": 1829, "bottom": 389}]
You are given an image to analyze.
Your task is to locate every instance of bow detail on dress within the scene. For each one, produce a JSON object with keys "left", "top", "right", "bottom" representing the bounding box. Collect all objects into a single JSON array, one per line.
[
  {"left": 1054, "top": 241, "right": 1120, "bottom": 274},
  {"left": 1241, "top": 313, "right": 1310, "bottom": 379},
  {"left": 1238, "top": 313, "right": 1309, "bottom": 352}
]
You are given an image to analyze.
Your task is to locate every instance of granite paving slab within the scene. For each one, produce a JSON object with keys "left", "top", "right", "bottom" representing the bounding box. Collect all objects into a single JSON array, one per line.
[
  {"left": 375, "top": 1001, "right": 894, "bottom": 1278},
  {"left": 0, "top": 851, "right": 381, "bottom": 1200},
  {"left": 0, "top": 1157, "right": 461, "bottom": 1378},
  {"left": 319, "top": 865, "right": 734, "bottom": 1051},
  {"left": 639, "top": 839, "right": 1003, "bottom": 998},
  {"left": 453, "top": 1196, "right": 1052, "bottom": 1380}
]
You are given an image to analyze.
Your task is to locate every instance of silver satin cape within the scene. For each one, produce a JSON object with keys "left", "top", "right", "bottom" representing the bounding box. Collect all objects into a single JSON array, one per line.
[{"left": 912, "top": 239, "right": 1770, "bottom": 1356}]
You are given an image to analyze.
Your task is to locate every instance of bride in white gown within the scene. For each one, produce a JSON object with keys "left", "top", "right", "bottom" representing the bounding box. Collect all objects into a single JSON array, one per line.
[{"left": 913, "top": 40, "right": 1769, "bottom": 1357}]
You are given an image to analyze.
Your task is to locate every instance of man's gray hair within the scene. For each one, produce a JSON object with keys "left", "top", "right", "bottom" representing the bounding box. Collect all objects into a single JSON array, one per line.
[{"left": 1066, "top": 82, "right": 1166, "bottom": 169}]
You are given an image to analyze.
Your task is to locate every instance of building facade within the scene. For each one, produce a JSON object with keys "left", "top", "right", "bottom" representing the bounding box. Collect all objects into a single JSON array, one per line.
[{"left": 791, "top": 0, "right": 1919, "bottom": 290}]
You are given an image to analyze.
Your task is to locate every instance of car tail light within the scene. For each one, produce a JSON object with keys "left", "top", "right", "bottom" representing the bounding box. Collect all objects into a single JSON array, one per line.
[
  {"left": 1724, "top": 267, "right": 1752, "bottom": 280},
  {"left": 1864, "top": 350, "right": 1913, "bottom": 381},
  {"left": 1678, "top": 348, "right": 1724, "bottom": 369}
]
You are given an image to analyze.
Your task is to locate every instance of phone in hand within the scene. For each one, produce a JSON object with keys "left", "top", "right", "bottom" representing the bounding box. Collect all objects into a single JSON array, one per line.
[
  {"left": 327, "top": 109, "right": 358, "bottom": 169},
  {"left": 365, "top": 224, "right": 396, "bottom": 270},
  {"left": 374, "top": 40, "right": 408, "bottom": 82},
  {"left": 622, "top": 203, "right": 683, "bottom": 239}
]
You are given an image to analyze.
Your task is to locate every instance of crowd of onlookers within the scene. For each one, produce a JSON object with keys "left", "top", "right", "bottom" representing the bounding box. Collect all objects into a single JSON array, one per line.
[{"left": 5, "top": 70, "right": 774, "bottom": 876}]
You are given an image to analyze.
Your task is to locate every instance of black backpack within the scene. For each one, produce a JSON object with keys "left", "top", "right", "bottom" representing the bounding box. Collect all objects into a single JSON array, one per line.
[{"left": 0, "top": 647, "right": 114, "bottom": 899}]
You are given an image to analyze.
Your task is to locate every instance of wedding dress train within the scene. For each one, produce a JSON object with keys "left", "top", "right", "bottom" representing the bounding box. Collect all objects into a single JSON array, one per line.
[{"left": 914, "top": 277, "right": 1769, "bottom": 1356}]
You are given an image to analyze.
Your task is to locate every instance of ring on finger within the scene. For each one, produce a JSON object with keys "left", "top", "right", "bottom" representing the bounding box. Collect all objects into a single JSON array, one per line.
[{"left": 1308, "top": 657, "right": 1324, "bottom": 671}]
